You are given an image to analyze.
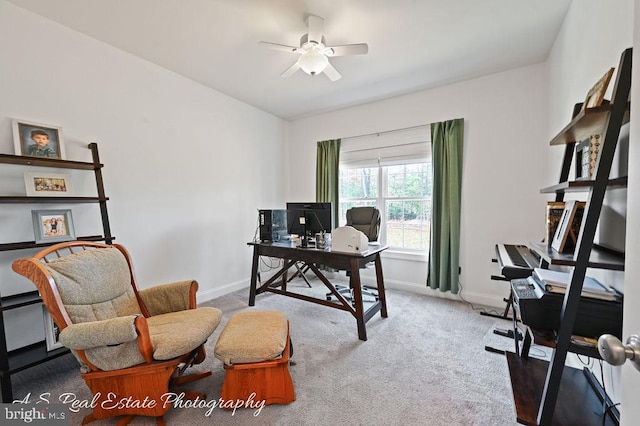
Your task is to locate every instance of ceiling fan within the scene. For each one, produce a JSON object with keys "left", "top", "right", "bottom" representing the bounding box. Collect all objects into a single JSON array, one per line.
[{"left": 259, "top": 15, "right": 368, "bottom": 81}]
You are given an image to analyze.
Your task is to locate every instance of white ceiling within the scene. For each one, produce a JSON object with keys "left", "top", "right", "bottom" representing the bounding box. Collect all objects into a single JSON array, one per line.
[{"left": 8, "top": 0, "right": 572, "bottom": 121}]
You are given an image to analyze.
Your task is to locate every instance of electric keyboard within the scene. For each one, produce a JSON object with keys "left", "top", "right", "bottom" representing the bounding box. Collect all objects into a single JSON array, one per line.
[{"left": 495, "top": 244, "right": 541, "bottom": 279}]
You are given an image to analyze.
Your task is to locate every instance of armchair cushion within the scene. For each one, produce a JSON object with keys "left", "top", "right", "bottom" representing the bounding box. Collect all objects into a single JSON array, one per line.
[
  {"left": 45, "top": 247, "right": 142, "bottom": 323},
  {"left": 138, "top": 280, "right": 194, "bottom": 316},
  {"left": 214, "top": 310, "right": 288, "bottom": 365},
  {"left": 59, "top": 315, "right": 140, "bottom": 350},
  {"left": 147, "top": 307, "right": 222, "bottom": 360}
]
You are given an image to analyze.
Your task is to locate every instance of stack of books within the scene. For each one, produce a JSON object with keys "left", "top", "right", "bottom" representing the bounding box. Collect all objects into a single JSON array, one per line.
[{"left": 532, "top": 268, "right": 620, "bottom": 301}]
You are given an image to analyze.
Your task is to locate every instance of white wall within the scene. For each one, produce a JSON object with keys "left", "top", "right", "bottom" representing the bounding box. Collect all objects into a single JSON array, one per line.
[
  {"left": 546, "top": 0, "right": 635, "bottom": 419},
  {"left": 0, "top": 1, "right": 288, "bottom": 349},
  {"left": 288, "top": 63, "right": 549, "bottom": 305}
]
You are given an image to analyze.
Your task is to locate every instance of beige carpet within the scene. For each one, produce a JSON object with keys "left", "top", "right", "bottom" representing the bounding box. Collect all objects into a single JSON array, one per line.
[{"left": 12, "top": 278, "right": 520, "bottom": 425}]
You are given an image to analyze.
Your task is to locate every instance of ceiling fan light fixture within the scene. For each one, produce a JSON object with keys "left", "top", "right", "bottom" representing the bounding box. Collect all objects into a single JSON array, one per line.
[{"left": 297, "top": 48, "right": 329, "bottom": 75}]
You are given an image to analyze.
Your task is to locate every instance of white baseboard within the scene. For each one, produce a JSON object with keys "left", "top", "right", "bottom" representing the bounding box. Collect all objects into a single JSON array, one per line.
[
  {"left": 198, "top": 279, "right": 247, "bottom": 303},
  {"left": 198, "top": 276, "right": 507, "bottom": 311}
]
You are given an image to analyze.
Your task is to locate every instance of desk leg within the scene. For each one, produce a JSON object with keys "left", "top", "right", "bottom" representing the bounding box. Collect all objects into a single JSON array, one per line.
[
  {"left": 249, "top": 245, "right": 259, "bottom": 306},
  {"left": 374, "top": 254, "right": 388, "bottom": 318},
  {"left": 350, "top": 258, "right": 367, "bottom": 341}
]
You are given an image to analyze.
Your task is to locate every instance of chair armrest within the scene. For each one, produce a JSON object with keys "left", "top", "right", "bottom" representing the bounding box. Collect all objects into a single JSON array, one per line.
[
  {"left": 138, "top": 280, "right": 197, "bottom": 316},
  {"left": 59, "top": 315, "right": 140, "bottom": 350}
]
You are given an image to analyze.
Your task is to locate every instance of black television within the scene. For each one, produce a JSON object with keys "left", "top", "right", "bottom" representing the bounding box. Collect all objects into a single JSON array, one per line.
[{"left": 286, "top": 202, "right": 333, "bottom": 247}]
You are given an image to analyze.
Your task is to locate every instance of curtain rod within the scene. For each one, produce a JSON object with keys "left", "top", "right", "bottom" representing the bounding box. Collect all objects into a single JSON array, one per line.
[{"left": 341, "top": 123, "right": 430, "bottom": 141}]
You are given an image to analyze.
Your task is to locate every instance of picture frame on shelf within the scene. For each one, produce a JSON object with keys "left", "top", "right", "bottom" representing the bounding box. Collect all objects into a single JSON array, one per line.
[
  {"left": 545, "top": 201, "right": 566, "bottom": 246},
  {"left": 24, "top": 173, "right": 73, "bottom": 197},
  {"left": 575, "top": 135, "right": 602, "bottom": 180},
  {"left": 575, "top": 140, "right": 591, "bottom": 180},
  {"left": 583, "top": 67, "right": 615, "bottom": 109},
  {"left": 12, "top": 119, "right": 66, "bottom": 160},
  {"left": 43, "top": 306, "right": 63, "bottom": 351},
  {"left": 551, "top": 200, "right": 579, "bottom": 253},
  {"left": 32, "top": 209, "right": 76, "bottom": 244}
]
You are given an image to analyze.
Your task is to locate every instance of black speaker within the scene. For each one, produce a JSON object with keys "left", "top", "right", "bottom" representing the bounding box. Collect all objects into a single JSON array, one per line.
[{"left": 259, "top": 209, "right": 288, "bottom": 242}]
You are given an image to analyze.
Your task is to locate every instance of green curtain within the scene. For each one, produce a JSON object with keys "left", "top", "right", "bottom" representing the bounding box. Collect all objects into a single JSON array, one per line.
[
  {"left": 428, "top": 118, "right": 464, "bottom": 294},
  {"left": 316, "top": 139, "right": 341, "bottom": 228}
]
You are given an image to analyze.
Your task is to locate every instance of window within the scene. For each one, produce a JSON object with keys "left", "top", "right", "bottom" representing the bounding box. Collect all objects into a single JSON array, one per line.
[{"left": 338, "top": 127, "right": 432, "bottom": 252}]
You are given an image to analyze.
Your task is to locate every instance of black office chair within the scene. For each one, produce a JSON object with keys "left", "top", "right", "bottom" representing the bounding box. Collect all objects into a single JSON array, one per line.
[{"left": 327, "top": 206, "right": 381, "bottom": 302}]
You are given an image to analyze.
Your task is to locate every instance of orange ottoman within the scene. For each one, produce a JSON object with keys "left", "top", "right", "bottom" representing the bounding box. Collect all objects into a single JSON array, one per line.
[{"left": 214, "top": 310, "right": 295, "bottom": 406}]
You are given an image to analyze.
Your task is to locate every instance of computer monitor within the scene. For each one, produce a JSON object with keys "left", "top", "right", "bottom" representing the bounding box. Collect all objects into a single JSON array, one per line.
[{"left": 286, "top": 202, "right": 333, "bottom": 246}]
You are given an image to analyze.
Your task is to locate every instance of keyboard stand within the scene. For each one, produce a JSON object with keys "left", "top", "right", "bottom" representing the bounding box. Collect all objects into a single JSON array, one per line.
[
  {"left": 483, "top": 271, "right": 518, "bottom": 354},
  {"left": 480, "top": 273, "right": 514, "bottom": 321}
]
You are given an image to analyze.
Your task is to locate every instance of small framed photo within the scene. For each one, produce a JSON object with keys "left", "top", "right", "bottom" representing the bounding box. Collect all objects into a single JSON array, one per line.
[
  {"left": 32, "top": 209, "right": 76, "bottom": 244},
  {"left": 551, "top": 200, "right": 578, "bottom": 253},
  {"left": 12, "top": 119, "right": 66, "bottom": 159},
  {"left": 545, "top": 201, "right": 566, "bottom": 246},
  {"left": 24, "top": 173, "right": 73, "bottom": 197},
  {"left": 575, "top": 140, "right": 591, "bottom": 180},
  {"left": 583, "top": 68, "right": 615, "bottom": 110},
  {"left": 43, "top": 306, "right": 63, "bottom": 351}
]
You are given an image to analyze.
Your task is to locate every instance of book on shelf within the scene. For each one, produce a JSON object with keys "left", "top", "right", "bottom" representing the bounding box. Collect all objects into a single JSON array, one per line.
[{"left": 532, "top": 267, "right": 620, "bottom": 301}]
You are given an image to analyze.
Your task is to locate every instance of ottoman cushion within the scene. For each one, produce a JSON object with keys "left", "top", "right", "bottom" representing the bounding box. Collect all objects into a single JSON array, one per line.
[{"left": 214, "top": 310, "right": 288, "bottom": 365}]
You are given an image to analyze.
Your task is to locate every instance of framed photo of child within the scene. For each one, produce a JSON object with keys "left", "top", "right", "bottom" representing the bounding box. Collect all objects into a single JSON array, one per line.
[
  {"left": 12, "top": 119, "right": 66, "bottom": 160},
  {"left": 31, "top": 209, "right": 76, "bottom": 244}
]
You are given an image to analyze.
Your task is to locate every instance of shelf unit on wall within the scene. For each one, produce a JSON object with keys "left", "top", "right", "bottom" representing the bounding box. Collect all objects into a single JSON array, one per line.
[
  {"left": 506, "top": 48, "right": 631, "bottom": 426},
  {"left": 0, "top": 142, "right": 113, "bottom": 402}
]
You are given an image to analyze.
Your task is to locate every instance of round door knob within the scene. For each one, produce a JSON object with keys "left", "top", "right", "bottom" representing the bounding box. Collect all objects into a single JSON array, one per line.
[{"left": 598, "top": 334, "right": 640, "bottom": 371}]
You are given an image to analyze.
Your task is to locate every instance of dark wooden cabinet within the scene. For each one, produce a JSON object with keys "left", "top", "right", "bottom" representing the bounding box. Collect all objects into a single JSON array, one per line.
[
  {"left": 506, "top": 48, "right": 631, "bottom": 426},
  {"left": 0, "top": 142, "right": 113, "bottom": 402}
]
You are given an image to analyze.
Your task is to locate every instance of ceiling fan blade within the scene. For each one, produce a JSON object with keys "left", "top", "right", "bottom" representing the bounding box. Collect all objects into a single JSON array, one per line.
[
  {"left": 259, "top": 41, "right": 299, "bottom": 53},
  {"left": 281, "top": 62, "right": 301, "bottom": 78},
  {"left": 323, "top": 62, "right": 342, "bottom": 81},
  {"left": 306, "top": 15, "right": 324, "bottom": 44},
  {"left": 326, "top": 43, "right": 369, "bottom": 57}
]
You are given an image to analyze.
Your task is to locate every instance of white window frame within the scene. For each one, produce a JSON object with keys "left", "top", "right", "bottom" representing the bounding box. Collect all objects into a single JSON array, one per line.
[{"left": 338, "top": 125, "right": 432, "bottom": 254}]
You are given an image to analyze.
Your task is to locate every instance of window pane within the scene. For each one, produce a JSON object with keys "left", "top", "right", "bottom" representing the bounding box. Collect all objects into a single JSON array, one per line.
[
  {"left": 339, "top": 168, "right": 378, "bottom": 199},
  {"left": 386, "top": 200, "right": 431, "bottom": 250},
  {"left": 386, "top": 164, "right": 431, "bottom": 198},
  {"left": 338, "top": 158, "right": 431, "bottom": 252}
]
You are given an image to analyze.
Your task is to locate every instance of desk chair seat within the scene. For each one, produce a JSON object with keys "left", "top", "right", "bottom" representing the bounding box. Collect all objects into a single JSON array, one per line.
[{"left": 12, "top": 241, "right": 222, "bottom": 425}]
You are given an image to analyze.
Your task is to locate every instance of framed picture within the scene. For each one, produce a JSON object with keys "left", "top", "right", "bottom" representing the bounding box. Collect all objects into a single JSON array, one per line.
[
  {"left": 43, "top": 306, "right": 63, "bottom": 351},
  {"left": 575, "top": 135, "right": 601, "bottom": 180},
  {"left": 551, "top": 200, "right": 579, "bottom": 253},
  {"left": 575, "top": 140, "right": 591, "bottom": 180},
  {"left": 24, "top": 173, "right": 73, "bottom": 197},
  {"left": 545, "top": 201, "right": 566, "bottom": 246},
  {"left": 583, "top": 68, "right": 615, "bottom": 109},
  {"left": 12, "top": 119, "right": 66, "bottom": 160},
  {"left": 32, "top": 209, "right": 76, "bottom": 244}
]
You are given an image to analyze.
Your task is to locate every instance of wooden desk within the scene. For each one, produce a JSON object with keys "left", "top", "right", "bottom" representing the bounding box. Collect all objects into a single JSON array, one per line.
[{"left": 248, "top": 241, "right": 388, "bottom": 341}]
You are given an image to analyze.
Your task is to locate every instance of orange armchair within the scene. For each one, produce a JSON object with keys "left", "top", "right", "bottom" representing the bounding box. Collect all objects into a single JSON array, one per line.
[{"left": 12, "top": 241, "right": 222, "bottom": 425}]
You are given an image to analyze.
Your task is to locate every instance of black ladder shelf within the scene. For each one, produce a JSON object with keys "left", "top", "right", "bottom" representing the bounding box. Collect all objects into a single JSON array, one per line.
[
  {"left": 506, "top": 47, "right": 631, "bottom": 426},
  {"left": 0, "top": 143, "right": 114, "bottom": 402}
]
